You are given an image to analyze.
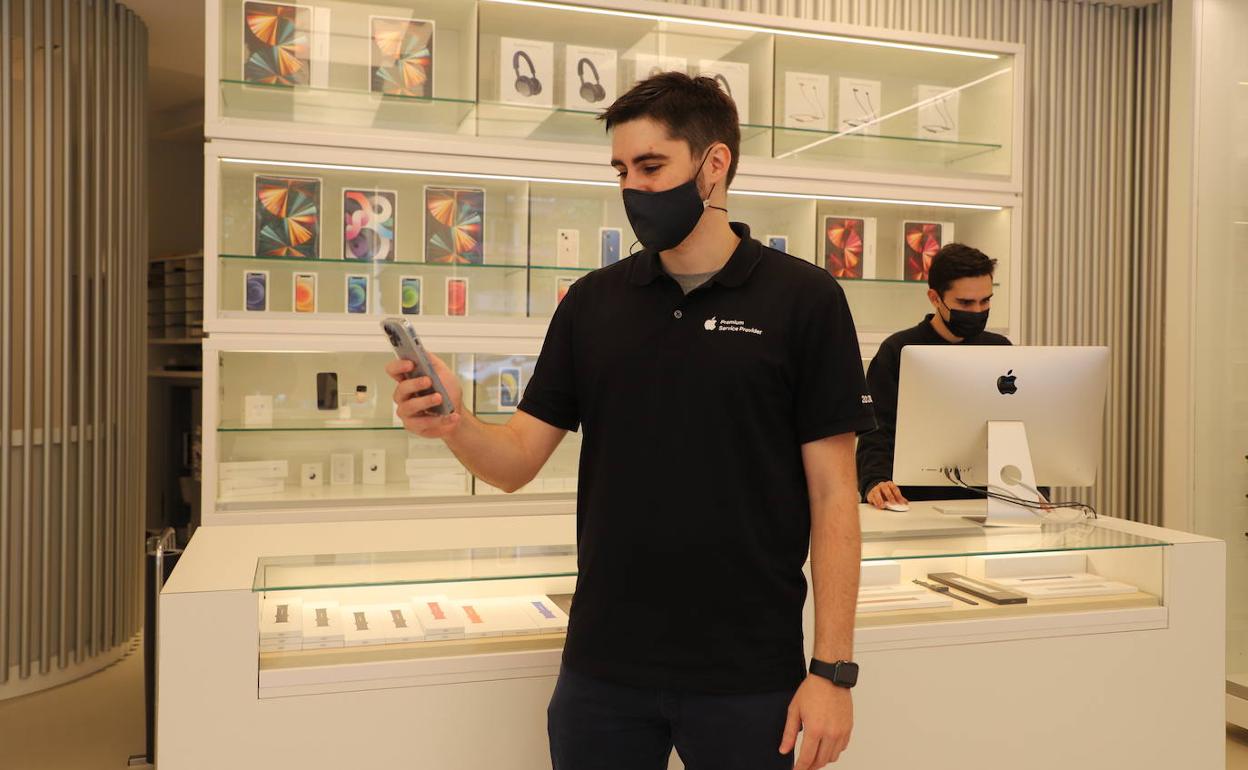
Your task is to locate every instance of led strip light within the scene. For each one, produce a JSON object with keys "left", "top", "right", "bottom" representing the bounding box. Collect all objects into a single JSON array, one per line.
[
  {"left": 221, "top": 157, "right": 1004, "bottom": 211},
  {"left": 486, "top": 0, "right": 1002, "bottom": 60}
]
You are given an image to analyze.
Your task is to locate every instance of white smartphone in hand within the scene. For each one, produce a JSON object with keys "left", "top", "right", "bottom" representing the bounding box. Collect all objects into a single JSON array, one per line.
[{"left": 381, "top": 317, "right": 454, "bottom": 416}]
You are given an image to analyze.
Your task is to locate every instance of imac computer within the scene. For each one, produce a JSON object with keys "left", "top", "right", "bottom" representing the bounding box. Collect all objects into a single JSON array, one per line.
[{"left": 892, "top": 345, "right": 1110, "bottom": 527}]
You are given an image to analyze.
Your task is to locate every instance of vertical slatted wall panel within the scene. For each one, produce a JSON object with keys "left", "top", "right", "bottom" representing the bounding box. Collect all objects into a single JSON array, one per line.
[
  {"left": 677, "top": 0, "right": 1171, "bottom": 523},
  {"left": 0, "top": 0, "right": 146, "bottom": 690}
]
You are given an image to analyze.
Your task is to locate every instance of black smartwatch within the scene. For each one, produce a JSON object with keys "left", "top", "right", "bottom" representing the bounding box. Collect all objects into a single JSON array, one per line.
[{"left": 809, "top": 658, "right": 859, "bottom": 689}]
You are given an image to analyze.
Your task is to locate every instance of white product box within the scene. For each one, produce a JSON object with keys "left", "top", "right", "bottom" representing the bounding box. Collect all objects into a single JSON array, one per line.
[
  {"left": 498, "top": 37, "right": 555, "bottom": 108},
  {"left": 457, "top": 598, "right": 540, "bottom": 638},
  {"left": 300, "top": 640, "right": 345, "bottom": 650},
  {"left": 563, "top": 45, "right": 618, "bottom": 111},
  {"left": 856, "top": 585, "right": 952, "bottom": 613},
  {"left": 967, "top": 552, "right": 1088, "bottom": 580},
  {"left": 698, "top": 59, "right": 750, "bottom": 122},
  {"left": 362, "top": 449, "right": 386, "bottom": 486},
  {"left": 219, "top": 478, "right": 285, "bottom": 497},
  {"left": 301, "top": 601, "right": 345, "bottom": 646},
  {"left": 410, "top": 595, "right": 468, "bottom": 639},
  {"left": 837, "top": 76, "right": 882, "bottom": 135},
  {"left": 300, "top": 462, "right": 324, "bottom": 488},
  {"left": 556, "top": 229, "right": 580, "bottom": 268},
  {"left": 408, "top": 476, "right": 472, "bottom": 494},
  {"left": 405, "top": 457, "right": 463, "bottom": 475},
  {"left": 330, "top": 453, "right": 354, "bottom": 486},
  {"left": 990, "top": 575, "right": 1137, "bottom": 599},
  {"left": 518, "top": 595, "right": 569, "bottom": 632},
  {"left": 259, "top": 640, "right": 304, "bottom": 653},
  {"left": 405, "top": 457, "right": 470, "bottom": 494},
  {"left": 376, "top": 604, "right": 426, "bottom": 643},
  {"left": 859, "top": 560, "right": 902, "bottom": 588},
  {"left": 260, "top": 597, "right": 304, "bottom": 640},
  {"left": 342, "top": 605, "right": 390, "bottom": 647},
  {"left": 916, "top": 83, "right": 959, "bottom": 142},
  {"left": 243, "top": 395, "right": 274, "bottom": 427},
  {"left": 219, "top": 460, "right": 288, "bottom": 480}
]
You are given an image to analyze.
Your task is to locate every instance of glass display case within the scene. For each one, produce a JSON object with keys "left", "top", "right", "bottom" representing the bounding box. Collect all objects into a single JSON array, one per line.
[
  {"left": 250, "top": 522, "right": 1168, "bottom": 670},
  {"left": 207, "top": 345, "right": 579, "bottom": 517},
  {"left": 208, "top": 149, "right": 1016, "bottom": 334},
  {"left": 210, "top": 0, "right": 1021, "bottom": 184}
]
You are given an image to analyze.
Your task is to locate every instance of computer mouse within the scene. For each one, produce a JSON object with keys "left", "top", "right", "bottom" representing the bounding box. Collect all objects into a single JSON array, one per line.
[{"left": 884, "top": 502, "right": 910, "bottom": 513}]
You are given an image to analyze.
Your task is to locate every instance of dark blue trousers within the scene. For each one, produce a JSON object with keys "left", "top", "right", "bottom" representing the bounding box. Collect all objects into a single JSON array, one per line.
[{"left": 547, "top": 665, "right": 798, "bottom": 770}]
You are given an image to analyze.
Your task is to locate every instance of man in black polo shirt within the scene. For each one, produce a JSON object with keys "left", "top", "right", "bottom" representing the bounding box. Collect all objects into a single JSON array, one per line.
[
  {"left": 856, "top": 243, "right": 1011, "bottom": 510},
  {"left": 388, "top": 73, "right": 874, "bottom": 770}
]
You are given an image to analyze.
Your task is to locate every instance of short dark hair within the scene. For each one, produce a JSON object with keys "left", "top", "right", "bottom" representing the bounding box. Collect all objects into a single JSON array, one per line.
[
  {"left": 598, "top": 71, "right": 741, "bottom": 187},
  {"left": 928, "top": 243, "right": 997, "bottom": 296}
]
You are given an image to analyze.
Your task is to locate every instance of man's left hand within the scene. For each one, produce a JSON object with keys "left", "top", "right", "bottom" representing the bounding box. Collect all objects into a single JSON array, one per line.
[{"left": 779, "top": 674, "right": 853, "bottom": 769}]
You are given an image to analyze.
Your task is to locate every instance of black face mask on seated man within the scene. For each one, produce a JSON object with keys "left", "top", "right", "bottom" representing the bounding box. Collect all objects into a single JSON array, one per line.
[
  {"left": 940, "top": 299, "right": 990, "bottom": 339},
  {"left": 621, "top": 148, "right": 729, "bottom": 253}
]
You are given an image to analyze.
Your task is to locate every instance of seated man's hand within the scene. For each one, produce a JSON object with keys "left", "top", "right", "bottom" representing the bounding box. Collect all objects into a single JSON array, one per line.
[
  {"left": 866, "top": 481, "right": 908, "bottom": 510},
  {"left": 387, "top": 353, "right": 463, "bottom": 439}
]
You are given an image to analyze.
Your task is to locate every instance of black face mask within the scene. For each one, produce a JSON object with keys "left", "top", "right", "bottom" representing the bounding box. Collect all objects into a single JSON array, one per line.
[
  {"left": 622, "top": 149, "right": 727, "bottom": 253},
  {"left": 940, "top": 299, "right": 989, "bottom": 340}
]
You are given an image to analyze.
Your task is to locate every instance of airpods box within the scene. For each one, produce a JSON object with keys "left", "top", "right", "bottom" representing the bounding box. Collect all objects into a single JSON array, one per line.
[
  {"left": 301, "top": 463, "right": 324, "bottom": 488},
  {"left": 362, "top": 449, "right": 386, "bottom": 486},
  {"left": 330, "top": 453, "right": 354, "bottom": 486}
]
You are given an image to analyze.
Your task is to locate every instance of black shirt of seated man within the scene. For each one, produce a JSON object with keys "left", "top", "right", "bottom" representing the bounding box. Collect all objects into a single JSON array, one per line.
[{"left": 856, "top": 314, "right": 1010, "bottom": 502}]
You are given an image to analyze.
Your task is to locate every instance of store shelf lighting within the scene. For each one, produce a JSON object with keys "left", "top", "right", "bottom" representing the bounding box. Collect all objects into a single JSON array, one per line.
[
  {"left": 220, "top": 157, "right": 1003, "bottom": 211},
  {"left": 486, "top": 0, "right": 1002, "bottom": 60}
]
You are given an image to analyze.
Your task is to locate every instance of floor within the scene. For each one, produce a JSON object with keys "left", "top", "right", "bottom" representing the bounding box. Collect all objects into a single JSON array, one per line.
[
  {"left": 1, "top": 653, "right": 1247, "bottom": 768},
  {"left": 0, "top": 640, "right": 147, "bottom": 770}
]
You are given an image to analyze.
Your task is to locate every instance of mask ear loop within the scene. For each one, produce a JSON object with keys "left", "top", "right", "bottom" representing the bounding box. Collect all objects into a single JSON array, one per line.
[{"left": 695, "top": 147, "right": 729, "bottom": 215}]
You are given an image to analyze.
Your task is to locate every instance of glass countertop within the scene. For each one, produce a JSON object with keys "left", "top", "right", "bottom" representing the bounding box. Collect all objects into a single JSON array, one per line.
[{"left": 253, "top": 524, "right": 1168, "bottom": 593}]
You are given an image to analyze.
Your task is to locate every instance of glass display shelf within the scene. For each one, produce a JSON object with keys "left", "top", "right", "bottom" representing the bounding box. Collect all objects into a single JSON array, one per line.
[
  {"left": 841, "top": 280, "right": 1002, "bottom": 334},
  {"left": 219, "top": 79, "right": 1001, "bottom": 167},
  {"left": 219, "top": 253, "right": 528, "bottom": 271},
  {"left": 214, "top": 0, "right": 1018, "bottom": 181},
  {"left": 219, "top": 421, "right": 406, "bottom": 433},
  {"left": 860, "top": 524, "right": 1169, "bottom": 562},
  {"left": 214, "top": 350, "right": 579, "bottom": 510},
  {"left": 251, "top": 526, "right": 1168, "bottom": 594},
  {"left": 214, "top": 152, "right": 1015, "bottom": 323}
]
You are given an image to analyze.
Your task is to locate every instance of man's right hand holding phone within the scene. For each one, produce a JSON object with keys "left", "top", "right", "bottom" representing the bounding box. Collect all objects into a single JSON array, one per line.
[{"left": 387, "top": 354, "right": 464, "bottom": 439}]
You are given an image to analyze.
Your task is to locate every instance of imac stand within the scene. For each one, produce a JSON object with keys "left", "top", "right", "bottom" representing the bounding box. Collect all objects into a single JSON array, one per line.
[{"left": 935, "top": 421, "right": 1045, "bottom": 528}]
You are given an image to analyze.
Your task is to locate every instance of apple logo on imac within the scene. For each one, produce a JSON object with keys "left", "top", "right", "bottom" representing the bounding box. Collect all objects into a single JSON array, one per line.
[{"left": 997, "top": 369, "right": 1018, "bottom": 395}]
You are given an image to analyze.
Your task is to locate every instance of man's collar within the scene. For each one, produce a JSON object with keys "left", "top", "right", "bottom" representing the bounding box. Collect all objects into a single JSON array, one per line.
[{"left": 627, "top": 222, "right": 762, "bottom": 288}]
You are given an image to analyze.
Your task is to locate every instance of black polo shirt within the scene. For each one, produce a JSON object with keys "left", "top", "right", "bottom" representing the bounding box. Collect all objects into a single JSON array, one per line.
[{"left": 518, "top": 223, "right": 875, "bottom": 694}]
